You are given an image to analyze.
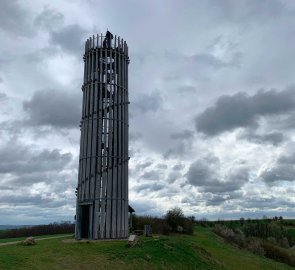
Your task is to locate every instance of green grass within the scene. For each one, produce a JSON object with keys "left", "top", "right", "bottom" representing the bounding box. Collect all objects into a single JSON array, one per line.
[
  {"left": 0, "top": 228, "right": 293, "bottom": 270},
  {"left": 0, "top": 234, "right": 71, "bottom": 244},
  {"left": 287, "top": 227, "right": 295, "bottom": 239}
]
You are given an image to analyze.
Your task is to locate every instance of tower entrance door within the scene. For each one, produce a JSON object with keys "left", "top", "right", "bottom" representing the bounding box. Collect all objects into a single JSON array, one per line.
[{"left": 81, "top": 205, "right": 90, "bottom": 238}]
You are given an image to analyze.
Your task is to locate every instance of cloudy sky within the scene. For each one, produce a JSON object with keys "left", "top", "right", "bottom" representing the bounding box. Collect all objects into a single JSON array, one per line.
[{"left": 1, "top": 0, "right": 295, "bottom": 225}]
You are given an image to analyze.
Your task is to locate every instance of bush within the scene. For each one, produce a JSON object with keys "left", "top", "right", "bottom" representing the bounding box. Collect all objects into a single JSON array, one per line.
[
  {"left": 243, "top": 222, "right": 289, "bottom": 241},
  {"left": 162, "top": 223, "right": 171, "bottom": 235},
  {"left": 183, "top": 217, "right": 194, "bottom": 235},
  {"left": 132, "top": 215, "right": 166, "bottom": 234},
  {"left": 21, "top": 237, "right": 36, "bottom": 246},
  {"left": 212, "top": 221, "right": 295, "bottom": 268},
  {"left": 267, "top": 237, "right": 277, "bottom": 245},
  {"left": 246, "top": 237, "right": 265, "bottom": 256},
  {"left": 165, "top": 207, "right": 184, "bottom": 232},
  {"left": 262, "top": 241, "right": 295, "bottom": 267},
  {"left": 132, "top": 208, "right": 195, "bottom": 235},
  {"left": 197, "top": 218, "right": 211, "bottom": 227},
  {"left": 279, "top": 237, "right": 290, "bottom": 248}
]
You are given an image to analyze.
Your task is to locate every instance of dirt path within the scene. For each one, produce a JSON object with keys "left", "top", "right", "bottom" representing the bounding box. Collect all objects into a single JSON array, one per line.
[{"left": 0, "top": 235, "right": 70, "bottom": 246}]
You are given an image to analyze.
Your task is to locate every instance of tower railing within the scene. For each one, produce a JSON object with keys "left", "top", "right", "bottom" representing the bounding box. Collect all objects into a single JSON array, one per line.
[{"left": 84, "top": 35, "right": 128, "bottom": 56}]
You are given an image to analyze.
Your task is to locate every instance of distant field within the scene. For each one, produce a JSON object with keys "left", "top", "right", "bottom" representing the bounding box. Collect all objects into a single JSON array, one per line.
[
  {"left": 0, "top": 225, "right": 33, "bottom": 231},
  {"left": 0, "top": 227, "right": 293, "bottom": 270}
]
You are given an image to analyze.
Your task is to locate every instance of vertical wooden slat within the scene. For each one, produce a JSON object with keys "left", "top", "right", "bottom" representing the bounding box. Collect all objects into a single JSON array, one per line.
[
  {"left": 124, "top": 42, "right": 128, "bottom": 237},
  {"left": 111, "top": 35, "right": 118, "bottom": 238},
  {"left": 80, "top": 41, "right": 88, "bottom": 202},
  {"left": 100, "top": 38, "right": 109, "bottom": 238},
  {"left": 117, "top": 37, "right": 122, "bottom": 238},
  {"left": 121, "top": 41, "right": 126, "bottom": 237},
  {"left": 93, "top": 36, "right": 99, "bottom": 239},
  {"left": 105, "top": 45, "right": 112, "bottom": 239},
  {"left": 81, "top": 73, "right": 88, "bottom": 201},
  {"left": 96, "top": 34, "right": 104, "bottom": 238},
  {"left": 86, "top": 54, "right": 93, "bottom": 202},
  {"left": 124, "top": 45, "right": 129, "bottom": 236},
  {"left": 91, "top": 54, "right": 97, "bottom": 200},
  {"left": 78, "top": 88, "right": 86, "bottom": 202},
  {"left": 98, "top": 34, "right": 105, "bottom": 239}
]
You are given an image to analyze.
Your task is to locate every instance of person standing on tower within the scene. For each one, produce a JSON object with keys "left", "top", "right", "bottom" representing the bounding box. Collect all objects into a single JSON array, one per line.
[{"left": 103, "top": 30, "right": 113, "bottom": 48}]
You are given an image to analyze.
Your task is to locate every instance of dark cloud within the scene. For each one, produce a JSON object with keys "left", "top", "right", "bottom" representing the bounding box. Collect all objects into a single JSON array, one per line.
[
  {"left": 196, "top": 87, "right": 295, "bottom": 136},
  {"left": 164, "top": 130, "right": 194, "bottom": 159},
  {"left": 0, "top": 194, "right": 68, "bottom": 208},
  {"left": 141, "top": 170, "right": 161, "bottom": 181},
  {"left": 0, "top": 142, "right": 72, "bottom": 175},
  {"left": 239, "top": 131, "right": 284, "bottom": 146},
  {"left": 134, "top": 182, "right": 164, "bottom": 193},
  {"left": 50, "top": 24, "right": 87, "bottom": 55},
  {"left": 205, "top": 191, "right": 244, "bottom": 206},
  {"left": 34, "top": 7, "right": 64, "bottom": 30},
  {"left": 166, "top": 171, "right": 182, "bottom": 183},
  {"left": 213, "top": 0, "right": 286, "bottom": 24},
  {"left": 191, "top": 52, "right": 241, "bottom": 69},
  {"left": 170, "top": 130, "right": 194, "bottom": 140},
  {"left": 7, "top": 172, "right": 50, "bottom": 186},
  {"left": 156, "top": 163, "right": 168, "bottom": 169},
  {"left": 173, "top": 164, "right": 185, "bottom": 171},
  {"left": 23, "top": 89, "right": 81, "bottom": 128},
  {"left": 0, "top": 138, "right": 75, "bottom": 214},
  {"left": 260, "top": 150, "right": 295, "bottom": 183},
  {"left": 135, "top": 161, "right": 153, "bottom": 171},
  {"left": 240, "top": 195, "right": 295, "bottom": 209},
  {"left": 0, "top": 0, "right": 33, "bottom": 37},
  {"left": 131, "top": 91, "right": 163, "bottom": 115},
  {"left": 24, "top": 47, "right": 59, "bottom": 63},
  {"left": 187, "top": 158, "right": 249, "bottom": 193},
  {"left": 129, "top": 131, "right": 142, "bottom": 142},
  {"left": 276, "top": 113, "right": 295, "bottom": 130},
  {"left": 260, "top": 166, "right": 295, "bottom": 183},
  {"left": 0, "top": 92, "right": 7, "bottom": 102},
  {"left": 176, "top": 86, "right": 196, "bottom": 93},
  {"left": 164, "top": 142, "right": 191, "bottom": 159},
  {"left": 278, "top": 153, "right": 295, "bottom": 164},
  {"left": 187, "top": 160, "right": 213, "bottom": 186},
  {"left": 205, "top": 194, "right": 227, "bottom": 206}
]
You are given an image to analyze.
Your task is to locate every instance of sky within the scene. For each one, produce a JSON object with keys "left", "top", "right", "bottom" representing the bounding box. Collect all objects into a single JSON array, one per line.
[{"left": 0, "top": 0, "right": 295, "bottom": 225}]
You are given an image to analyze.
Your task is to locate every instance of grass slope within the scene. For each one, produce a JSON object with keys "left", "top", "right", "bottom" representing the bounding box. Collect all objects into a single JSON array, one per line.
[
  {"left": 195, "top": 227, "right": 293, "bottom": 270},
  {"left": 0, "top": 227, "right": 292, "bottom": 270}
]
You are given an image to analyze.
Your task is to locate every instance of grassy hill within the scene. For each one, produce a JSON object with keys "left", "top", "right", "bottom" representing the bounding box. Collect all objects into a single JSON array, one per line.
[{"left": 0, "top": 227, "right": 293, "bottom": 270}]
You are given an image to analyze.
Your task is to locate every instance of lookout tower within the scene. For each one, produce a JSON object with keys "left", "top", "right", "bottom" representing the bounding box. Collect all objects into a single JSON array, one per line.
[{"left": 75, "top": 31, "right": 129, "bottom": 239}]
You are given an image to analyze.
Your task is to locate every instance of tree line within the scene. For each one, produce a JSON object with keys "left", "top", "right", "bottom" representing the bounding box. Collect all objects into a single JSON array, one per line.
[{"left": 0, "top": 221, "right": 74, "bottom": 239}]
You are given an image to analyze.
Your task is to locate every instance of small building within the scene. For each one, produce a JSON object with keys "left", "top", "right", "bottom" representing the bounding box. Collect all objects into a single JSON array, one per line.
[{"left": 129, "top": 205, "right": 135, "bottom": 229}]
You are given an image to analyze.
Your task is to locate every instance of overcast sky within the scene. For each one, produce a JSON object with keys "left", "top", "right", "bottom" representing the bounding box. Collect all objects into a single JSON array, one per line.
[{"left": 1, "top": 0, "right": 295, "bottom": 225}]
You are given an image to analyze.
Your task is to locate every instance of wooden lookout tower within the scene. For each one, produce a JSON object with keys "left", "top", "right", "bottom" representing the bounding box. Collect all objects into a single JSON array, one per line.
[{"left": 75, "top": 31, "right": 130, "bottom": 239}]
